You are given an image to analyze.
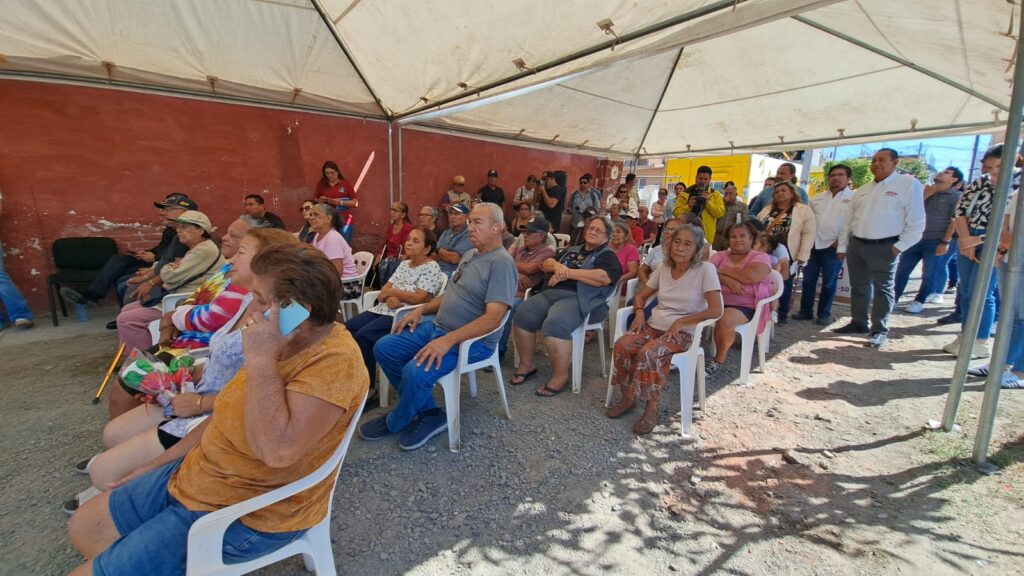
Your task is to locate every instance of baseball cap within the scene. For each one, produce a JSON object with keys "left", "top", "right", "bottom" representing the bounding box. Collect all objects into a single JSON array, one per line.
[
  {"left": 625, "top": 209, "right": 639, "bottom": 219},
  {"left": 154, "top": 193, "right": 198, "bottom": 211},
  {"left": 519, "top": 216, "right": 551, "bottom": 234},
  {"left": 453, "top": 175, "right": 466, "bottom": 185},
  {"left": 447, "top": 203, "right": 470, "bottom": 215},
  {"left": 169, "top": 210, "right": 214, "bottom": 233},
  {"left": 541, "top": 171, "right": 554, "bottom": 179},
  {"left": 487, "top": 169, "right": 498, "bottom": 178}
]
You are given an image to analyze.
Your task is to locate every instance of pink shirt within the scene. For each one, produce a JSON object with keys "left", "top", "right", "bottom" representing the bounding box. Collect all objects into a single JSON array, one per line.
[
  {"left": 312, "top": 228, "right": 357, "bottom": 278},
  {"left": 614, "top": 244, "right": 640, "bottom": 274},
  {"left": 709, "top": 250, "right": 772, "bottom": 310}
]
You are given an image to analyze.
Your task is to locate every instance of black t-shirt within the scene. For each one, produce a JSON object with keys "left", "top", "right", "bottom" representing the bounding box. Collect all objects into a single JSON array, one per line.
[
  {"left": 263, "top": 211, "right": 287, "bottom": 229},
  {"left": 540, "top": 185, "right": 566, "bottom": 226},
  {"left": 478, "top": 185, "right": 505, "bottom": 207},
  {"left": 549, "top": 245, "right": 622, "bottom": 292}
]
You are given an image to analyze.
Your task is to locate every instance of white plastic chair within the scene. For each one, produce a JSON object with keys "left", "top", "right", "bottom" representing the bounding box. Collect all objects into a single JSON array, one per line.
[
  {"left": 437, "top": 310, "right": 512, "bottom": 452},
  {"left": 733, "top": 270, "right": 784, "bottom": 385},
  {"left": 185, "top": 391, "right": 368, "bottom": 576},
  {"left": 147, "top": 292, "right": 195, "bottom": 346},
  {"left": 568, "top": 280, "right": 622, "bottom": 393},
  {"left": 364, "top": 275, "right": 448, "bottom": 408},
  {"left": 338, "top": 251, "right": 374, "bottom": 321},
  {"left": 553, "top": 233, "right": 570, "bottom": 249},
  {"left": 604, "top": 293, "right": 723, "bottom": 439}
]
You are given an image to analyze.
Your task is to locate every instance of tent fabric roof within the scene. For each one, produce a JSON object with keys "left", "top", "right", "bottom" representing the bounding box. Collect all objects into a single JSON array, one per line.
[{"left": 1, "top": 0, "right": 1019, "bottom": 156}]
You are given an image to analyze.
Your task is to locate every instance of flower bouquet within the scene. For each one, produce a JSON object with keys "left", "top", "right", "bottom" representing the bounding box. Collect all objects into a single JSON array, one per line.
[{"left": 118, "top": 349, "right": 197, "bottom": 418}]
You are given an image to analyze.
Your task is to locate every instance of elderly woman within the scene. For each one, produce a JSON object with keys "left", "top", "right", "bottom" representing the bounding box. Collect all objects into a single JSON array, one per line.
[
  {"left": 68, "top": 244, "right": 369, "bottom": 576},
  {"left": 706, "top": 221, "right": 773, "bottom": 377},
  {"left": 606, "top": 225, "right": 722, "bottom": 434},
  {"left": 511, "top": 216, "right": 622, "bottom": 396},
  {"left": 116, "top": 211, "right": 225, "bottom": 355},
  {"left": 417, "top": 205, "right": 441, "bottom": 233},
  {"left": 345, "top": 226, "right": 443, "bottom": 400},
  {"left": 308, "top": 203, "right": 361, "bottom": 299},
  {"left": 67, "top": 229, "right": 299, "bottom": 513},
  {"left": 610, "top": 221, "right": 640, "bottom": 286},
  {"left": 755, "top": 180, "right": 816, "bottom": 325}
]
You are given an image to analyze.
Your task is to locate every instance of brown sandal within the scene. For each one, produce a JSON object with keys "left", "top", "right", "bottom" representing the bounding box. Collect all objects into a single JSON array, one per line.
[
  {"left": 605, "top": 400, "right": 636, "bottom": 419},
  {"left": 632, "top": 416, "right": 657, "bottom": 435}
]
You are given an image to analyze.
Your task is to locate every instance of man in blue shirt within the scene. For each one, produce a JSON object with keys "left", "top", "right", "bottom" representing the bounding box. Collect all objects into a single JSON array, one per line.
[{"left": 434, "top": 204, "right": 473, "bottom": 277}]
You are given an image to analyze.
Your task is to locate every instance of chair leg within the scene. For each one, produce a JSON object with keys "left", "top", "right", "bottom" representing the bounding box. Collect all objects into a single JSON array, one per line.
[
  {"left": 571, "top": 331, "right": 583, "bottom": 393},
  {"left": 598, "top": 328, "right": 607, "bottom": 377},
  {"left": 48, "top": 281, "right": 59, "bottom": 327},
  {"left": 440, "top": 376, "right": 461, "bottom": 452},
  {"left": 757, "top": 331, "right": 769, "bottom": 373},
  {"left": 739, "top": 332, "right": 753, "bottom": 385},
  {"left": 491, "top": 356, "right": 511, "bottom": 419},
  {"left": 468, "top": 371, "right": 478, "bottom": 398},
  {"left": 679, "top": 358, "right": 696, "bottom": 440},
  {"left": 696, "top": 349, "right": 706, "bottom": 411},
  {"left": 605, "top": 358, "right": 616, "bottom": 407},
  {"left": 302, "top": 522, "right": 337, "bottom": 576},
  {"left": 379, "top": 368, "right": 389, "bottom": 408}
]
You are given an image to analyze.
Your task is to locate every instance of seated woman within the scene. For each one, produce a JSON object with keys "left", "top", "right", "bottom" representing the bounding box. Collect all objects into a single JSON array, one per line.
[
  {"left": 753, "top": 232, "right": 791, "bottom": 324},
  {"left": 68, "top": 244, "right": 369, "bottom": 576},
  {"left": 376, "top": 201, "right": 414, "bottom": 287},
  {"left": 116, "top": 211, "right": 225, "bottom": 355},
  {"left": 344, "top": 226, "right": 443, "bottom": 403},
  {"left": 510, "top": 216, "right": 622, "bottom": 396},
  {"left": 297, "top": 199, "right": 317, "bottom": 243},
  {"left": 706, "top": 221, "right": 773, "bottom": 377},
  {"left": 308, "top": 203, "right": 361, "bottom": 300},
  {"left": 67, "top": 228, "right": 299, "bottom": 513},
  {"left": 606, "top": 224, "right": 722, "bottom": 434},
  {"left": 610, "top": 221, "right": 640, "bottom": 286}
]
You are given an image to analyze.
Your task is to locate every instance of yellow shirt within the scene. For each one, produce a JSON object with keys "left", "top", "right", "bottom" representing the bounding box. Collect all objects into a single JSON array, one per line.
[
  {"left": 168, "top": 324, "right": 368, "bottom": 532},
  {"left": 673, "top": 190, "right": 725, "bottom": 245}
]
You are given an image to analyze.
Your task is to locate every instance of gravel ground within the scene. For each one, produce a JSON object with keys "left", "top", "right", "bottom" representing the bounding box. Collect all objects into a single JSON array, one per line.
[{"left": 1, "top": 292, "right": 1022, "bottom": 575}]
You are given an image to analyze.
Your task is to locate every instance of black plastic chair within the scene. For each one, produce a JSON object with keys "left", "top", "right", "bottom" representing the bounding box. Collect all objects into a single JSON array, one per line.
[{"left": 47, "top": 237, "right": 118, "bottom": 326}]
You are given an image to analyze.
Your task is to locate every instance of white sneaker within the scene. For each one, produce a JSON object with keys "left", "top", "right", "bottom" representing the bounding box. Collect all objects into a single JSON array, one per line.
[
  {"left": 770, "top": 311, "right": 778, "bottom": 324},
  {"left": 925, "top": 294, "right": 945, "bottom": 304},
  {"left": 1000, "top": 371, "right": 1022, "bottom": 389},
  {"left": 973, "top": 341, "right": 992, "bottom": 359},
  {"left": 905, "top": 301, "right": 925, "bottom": 314},
  {"left": 942, "top": 336, "right": 961, "bottom": 355}
]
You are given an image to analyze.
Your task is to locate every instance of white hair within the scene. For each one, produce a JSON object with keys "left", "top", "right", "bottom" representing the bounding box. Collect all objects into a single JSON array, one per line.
[{"left": 474, "top": 202, "right": 505, "bottom": 225}]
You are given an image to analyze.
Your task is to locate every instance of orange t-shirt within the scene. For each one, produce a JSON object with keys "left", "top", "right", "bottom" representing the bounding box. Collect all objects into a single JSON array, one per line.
[{"left": 167, "top": 323, "right": 368, "bottom": 532}]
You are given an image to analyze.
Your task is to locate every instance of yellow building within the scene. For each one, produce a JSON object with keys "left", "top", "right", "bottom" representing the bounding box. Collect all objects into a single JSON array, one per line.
[{"left": 665, "top": 154, "right": 799, "bottom": 202}]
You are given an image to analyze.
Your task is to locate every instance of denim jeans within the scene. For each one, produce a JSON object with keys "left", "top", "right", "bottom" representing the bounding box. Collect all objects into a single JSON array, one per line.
[
  {"left": 998, "top": 265, "right": 1024, "bottom": 373},
  {"left": 373, "top": 318, "right": 492, "bottom": 433},
  {"left": 0, "top": 240, "right": 32, "bottom": 324},
  {"left": 344, "top": 311, "right": 395, "bottom": 388},
  {"left": 894, "top": 239, "right": 942, "bottom": 302},
  {"left": 799, "top": 246, "right": 842, "bottom": 318},
  {"left": 957, "top": 230, "right": 998, "bottom": 340}
]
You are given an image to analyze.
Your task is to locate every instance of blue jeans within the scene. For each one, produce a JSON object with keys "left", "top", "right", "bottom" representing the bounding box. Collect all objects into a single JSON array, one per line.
[
  {"left": 373, "top": 318, "right": 492, "bottom": 433},
  {"left": 799, "top": 246, "right": 842, "bottom": 318},
  {"left": 498, "top": 298, "right": 524, "bottom": 357},
  {"left": 0, "top": 240, "right": 32, "bottom": 324},
  {"left": 344, "top": 311, "right": 394, "bottom": 388},
  {"left": 998, "top": 265, "right": 1024, "bottom": 373},
  {"left": 94, "top": 459, "right": 304, "bottom": 576},
  {"left": 894, "top": 239, "right": 942, "bottom": 302},
  {"left": 957, "top": 231, "right": 998, "bottom": 340}
]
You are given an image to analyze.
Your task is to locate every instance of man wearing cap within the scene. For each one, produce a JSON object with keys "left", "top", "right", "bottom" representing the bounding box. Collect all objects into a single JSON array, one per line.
[
  {"left": 478, "top": 169, "right": 505, "bottom": 211},
  {"left": 568, "top": 174, "right": 602, "bottom": 244},
  {"left": 624, "top": 210, "right": 645, "bottom": 245},
  {"left": 538, "top": 171, "right": 566, "bottom": 233},
  {"left": 61, "top": 194, "right": 193, "bottom": 325},
  {"left": 434, "top": 204, "right": 473, "bottom": 278},
  {"left": 439, "top": 175, "right": 471, "bottom": 230},
  {"left": 498, "top": 216, "right": 557, "bottom": 359}
]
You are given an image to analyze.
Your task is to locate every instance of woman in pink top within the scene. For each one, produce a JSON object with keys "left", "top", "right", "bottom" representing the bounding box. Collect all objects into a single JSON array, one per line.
[
  {"left": 707, "top": 221, "right": 773, "bottom": 377},
  {"left": 309, "top": 204, "right": 361, "bottom": 299},
  {"left": 607, "top": 224, "right": 722, "bottom": 435},
  {"left": 610, "top": 221, "right": 640, "bottom": 285}
]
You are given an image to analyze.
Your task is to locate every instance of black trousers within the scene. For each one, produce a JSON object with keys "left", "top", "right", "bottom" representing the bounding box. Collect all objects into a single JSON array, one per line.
[{"left": 91, "top": 254, "right": 146, "bottom": 299}]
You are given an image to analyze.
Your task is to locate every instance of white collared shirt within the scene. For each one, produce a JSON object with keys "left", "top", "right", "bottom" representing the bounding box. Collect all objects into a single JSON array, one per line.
[
  {"left": 838, "top": 172, "right": 925, "bottom": 253},
  {"left": 809, "top": 186, "right": 853, "bottom": 249}
]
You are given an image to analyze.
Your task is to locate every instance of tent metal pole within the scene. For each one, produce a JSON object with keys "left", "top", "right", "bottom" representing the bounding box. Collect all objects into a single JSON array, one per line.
[
  {"left": 397, "top": 125, "right": 404, "bottom": 201},
  {"left": 792, "top": 15, "right": 1008, "bottom": 112},
  {"left": 969, "top": 14, "right": 1024, "bottom": 470},
  {"left": 636, "top": 47, "right": 685, "bottom": 157},
  {"left": 387, "top": 122, "right": 395, "bottom": 207},
  {"left": 938, "top": 18, "right": 1024, "bottom": 433},
  {"left": 309, "top": 0, "right": 390, "bottom": 118}
]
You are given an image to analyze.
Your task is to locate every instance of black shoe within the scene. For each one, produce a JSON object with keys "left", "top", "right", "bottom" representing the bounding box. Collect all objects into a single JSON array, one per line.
[
  {"left": 866, "top": 332, "right": 888, "bottom": 348},
  {"left": 60, "top": 287, "right": 98, "bottom": 306},
  {"left": 936, "top": 313, "right": 961, "bottom": 325},
  {"left": 791, "top": 311, "right": 814, "bottom": 321},
  {"left": 815, "top": 315, "right": 833, "bottom": 326},
  {"left": 776, "top": 318, "right": 789, "bottom": 327},
  {"left": 62, "top": 498, "right": 79, "bottom": 516},
  {"left": 833, "top": 322, "right": 869, "bottom": 334},
  {"left": 106, "top": 320, "right": 118, "bottom": 330}
]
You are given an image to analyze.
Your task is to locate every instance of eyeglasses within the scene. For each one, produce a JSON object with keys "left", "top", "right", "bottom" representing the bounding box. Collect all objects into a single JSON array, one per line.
[
  {"left": 300, "top": 206, "right": 312, "bottom": 212},
  {"left": 390, "top": 207, "right": 405, "bottom": 212}
]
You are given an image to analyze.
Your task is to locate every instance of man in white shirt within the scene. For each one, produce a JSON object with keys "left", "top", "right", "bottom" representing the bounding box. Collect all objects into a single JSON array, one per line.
[
  {"left": 793, "top": 164, "right": 854, "bottom": 326},
  {"left": 835, "top": 149, "right": 926, "bottom": 348}
]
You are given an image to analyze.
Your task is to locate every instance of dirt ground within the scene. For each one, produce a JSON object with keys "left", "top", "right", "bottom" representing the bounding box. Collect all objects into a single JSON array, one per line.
[{"left": 1, "top": 288, "right": 1022, "bottom": 575}]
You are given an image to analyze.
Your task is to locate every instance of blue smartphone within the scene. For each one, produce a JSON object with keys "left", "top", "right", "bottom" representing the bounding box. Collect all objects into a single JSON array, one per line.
[{"left": 264, "top": 298, "right": 310, "bottom": 336}]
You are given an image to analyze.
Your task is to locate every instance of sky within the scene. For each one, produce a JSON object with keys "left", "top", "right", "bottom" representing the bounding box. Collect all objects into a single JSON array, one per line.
[{"left": 822, "top": 134, "right": 994, "bottom": 181}]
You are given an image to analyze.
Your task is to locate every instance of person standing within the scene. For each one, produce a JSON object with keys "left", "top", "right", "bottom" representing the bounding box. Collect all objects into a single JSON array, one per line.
[
  {"left": 794, "top": 164, "right": 853, "bottom": 325},
  {"left": 478, "top": 169, "right": 505, "bottom": 211},
  {"left": 714, "top": 182, "right": 749, "bottom": 251},
  {"left": 750, "top": 164, "right": 808, "bottom": 216},
  {"left": 315, "top": 160, "right": 358, "bottom": 242},
  {"left": 438, "top": 175, "right": 471, "bottom": 230},
  {"left": 674, "top": 166, "right": 725, "bottom": 247},
  {"left": 538, "top": 171, "right": 566, "bottom": 233},
  {"left": 835, "top": 149, "right": 925, "bottom": 348},
  {"left": 893, "top": 166, "right": 963, "bottom": 313},
  {"left": 0, "top": 187, "right": 33, "bottom": 328},
  {"left": 512, "top": 175, "right": 539, "bottom": 209},
  {"left": 567, "top": 173, "right": 602, "bottom": 244},
  {"left": 755, "top": 181, "right": 816, "bottom": 326}
]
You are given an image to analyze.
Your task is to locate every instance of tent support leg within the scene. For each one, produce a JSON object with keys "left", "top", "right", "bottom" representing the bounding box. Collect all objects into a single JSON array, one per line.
[
  {"left": 397, "top": 125, "right": 404, "bottom": 201},
  {"left": 387, "top": 122, "right": 394, "bottom": 206}
]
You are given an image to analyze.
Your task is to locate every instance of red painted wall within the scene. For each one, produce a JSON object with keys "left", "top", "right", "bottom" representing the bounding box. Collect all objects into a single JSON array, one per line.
[{"left": 0, "top": 80, "right": 601, "bottom": 312}]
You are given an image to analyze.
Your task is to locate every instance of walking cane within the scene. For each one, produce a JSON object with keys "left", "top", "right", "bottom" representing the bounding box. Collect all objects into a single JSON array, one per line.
[{"left": 93, "top": 343, "right": 125, "bottom": 405}]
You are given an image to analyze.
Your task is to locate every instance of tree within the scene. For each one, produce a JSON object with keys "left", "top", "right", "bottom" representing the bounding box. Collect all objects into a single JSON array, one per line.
[{"left": 816, "top": 156, "right": 931, "bottom": 190}]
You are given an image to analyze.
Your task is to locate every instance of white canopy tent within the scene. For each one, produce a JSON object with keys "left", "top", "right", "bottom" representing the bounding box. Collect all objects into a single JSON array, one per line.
[{"left": 1, "top": 0, "right": 1019, "bottom": 156}]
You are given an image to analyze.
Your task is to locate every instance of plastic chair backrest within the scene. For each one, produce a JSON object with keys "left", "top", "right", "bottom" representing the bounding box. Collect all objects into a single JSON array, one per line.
[
  {"left": 456, "top": 310, "right": 510, "bottom": 367},
  {"left": 52, "top": 237, "right": 117, "bottom": 270},
  {"left": 352, "top": 251, "right": 374, "bottom": 276},
  {"left": 554, "top": 233, "right": 570, "bottom": 248},
  {"left": 749, "top": 270, "right": 784, "bottom": 329}
]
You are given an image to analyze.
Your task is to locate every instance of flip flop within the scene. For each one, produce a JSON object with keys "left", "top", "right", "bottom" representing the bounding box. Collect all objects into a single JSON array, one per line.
[
  {"left": 535, "top": 384, "right": 567, "bottom": 397},
  {"left": 510, "top": 369, "right": 538, "bottom": 386}
]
